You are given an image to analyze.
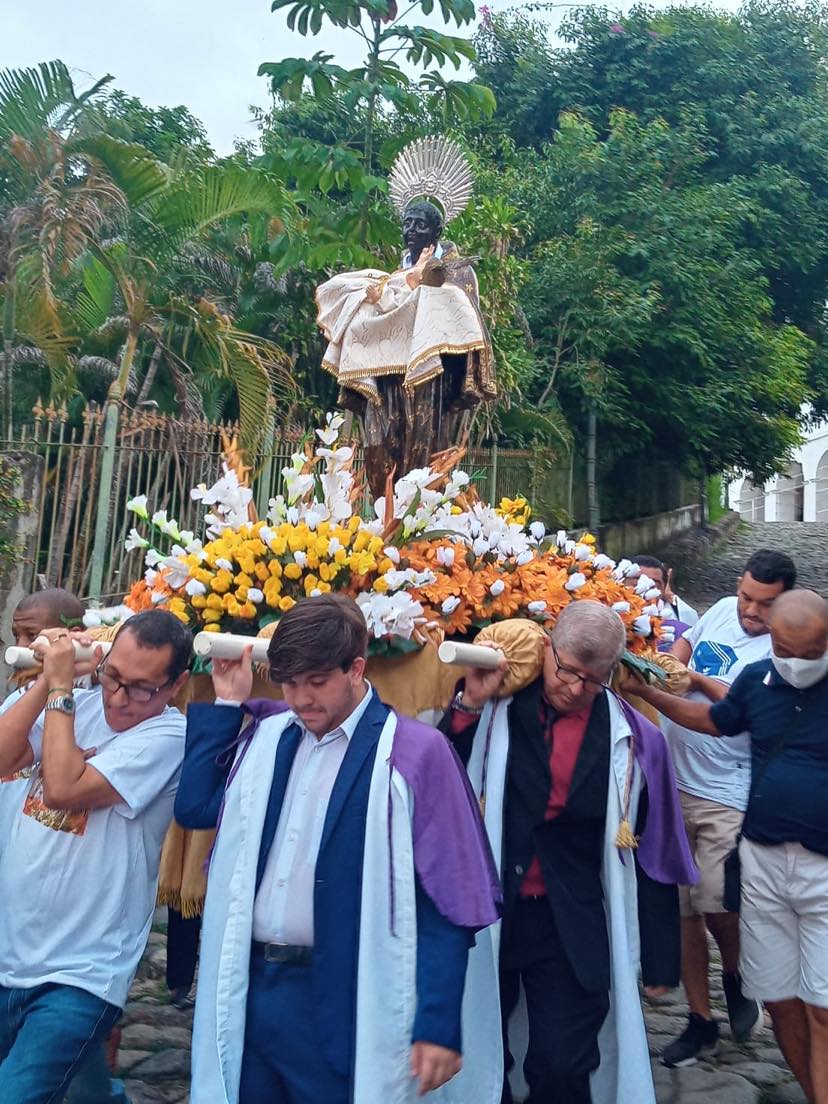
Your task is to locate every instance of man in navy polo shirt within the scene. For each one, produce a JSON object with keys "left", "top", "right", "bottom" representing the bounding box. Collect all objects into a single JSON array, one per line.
[{"left": 634, "top": 589, "right": 828, "bottom": 1104}]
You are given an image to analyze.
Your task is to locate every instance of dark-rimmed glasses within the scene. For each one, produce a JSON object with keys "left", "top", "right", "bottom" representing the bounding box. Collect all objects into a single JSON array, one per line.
[
  {"left": 96, "top": 662, "right": 172, "bottom": 705},
  {"left": 550, "top": 642, "right": 608, "bottom": 693}
]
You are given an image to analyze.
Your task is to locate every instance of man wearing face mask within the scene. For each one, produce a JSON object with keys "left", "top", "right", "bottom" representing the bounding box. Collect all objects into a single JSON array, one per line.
[{"left": 631, "top": 589, "right": 828, "bottom": 1104}]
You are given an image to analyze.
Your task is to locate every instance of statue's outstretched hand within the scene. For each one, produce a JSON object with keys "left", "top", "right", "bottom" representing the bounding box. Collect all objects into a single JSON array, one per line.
[{"left": 406, "top": 244, "right": 436, "bottom": 288}]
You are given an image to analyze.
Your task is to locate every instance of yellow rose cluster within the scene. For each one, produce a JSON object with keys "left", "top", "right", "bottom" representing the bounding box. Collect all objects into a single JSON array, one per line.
[{"left": 130, "top": 517, "right": 388, "bottom": 632}]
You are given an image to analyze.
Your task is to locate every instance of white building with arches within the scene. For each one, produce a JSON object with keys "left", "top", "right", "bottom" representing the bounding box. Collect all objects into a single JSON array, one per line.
[{"left": 728, "top": 416, "right": 828, "bottom": 523}]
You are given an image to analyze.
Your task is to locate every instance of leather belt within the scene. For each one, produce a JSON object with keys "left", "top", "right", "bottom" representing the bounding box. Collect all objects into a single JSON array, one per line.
[{"left": 251, "top": 940, "right": 313, "bottom": 965}]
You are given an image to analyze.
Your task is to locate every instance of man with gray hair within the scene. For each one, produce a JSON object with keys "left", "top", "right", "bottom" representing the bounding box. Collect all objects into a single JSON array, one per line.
[{"left": 442, "top": 600, "right": 695, "bottom": 1103}]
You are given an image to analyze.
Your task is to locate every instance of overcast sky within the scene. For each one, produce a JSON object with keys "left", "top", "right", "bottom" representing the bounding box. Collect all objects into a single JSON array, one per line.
[{"left": 4, "top": 0, "right": 741, "bottom": 154}]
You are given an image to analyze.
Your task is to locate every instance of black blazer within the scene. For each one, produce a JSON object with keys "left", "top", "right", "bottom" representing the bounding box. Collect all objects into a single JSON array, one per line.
[{"left": 443, "top": 680, "right": 679, "bottom": 993}]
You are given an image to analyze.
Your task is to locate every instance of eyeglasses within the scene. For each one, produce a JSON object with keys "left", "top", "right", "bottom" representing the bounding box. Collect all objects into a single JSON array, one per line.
[
  {"left": 550, "top": 642, "right": 608, "bottom": 693},
  {"left": 96, "top": 663, "right": 171, "bottom": 705}
]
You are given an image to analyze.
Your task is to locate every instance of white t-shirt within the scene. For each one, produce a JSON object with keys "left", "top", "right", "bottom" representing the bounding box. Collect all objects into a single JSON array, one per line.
[
  {"left": 0, "top": 688, "right": 36, "bottom": 857},
  {"left": 0, "top": 687, "right": 185, "bottom": 1007},
  {"left": 663, "top": 596, "right": 772, "bottom": 811}
]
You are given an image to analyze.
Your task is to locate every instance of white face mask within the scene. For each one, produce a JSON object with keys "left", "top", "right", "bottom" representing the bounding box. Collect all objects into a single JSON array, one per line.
[{"left": 771, "top": 649, "right": 828, "bottom": 690}]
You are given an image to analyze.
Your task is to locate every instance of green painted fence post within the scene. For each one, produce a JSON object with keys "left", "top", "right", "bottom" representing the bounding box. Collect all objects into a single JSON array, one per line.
[{"left": 488, "top": 441, "right": 499, "bottom": 505}]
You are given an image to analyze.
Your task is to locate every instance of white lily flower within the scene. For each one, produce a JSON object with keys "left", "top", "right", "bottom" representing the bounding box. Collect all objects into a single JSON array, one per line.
[
  {"left": 644, "top": 588, "right": 661, "bottom": 601},
  {"left": 516, "top": 550, "right": 534, "bottom": 566},
  {"left": 634, "top": 574, "right": 656, "bottom": 595},
  {"left": 161, "top": 556, "right": 190, "bottom": 590},
  {"left": 144, "top": 569, "right": 158, "bottom": 587},
  {"left": 564, "top": 572, "right": 587, "bottom": 591},
  {"left": 441, "top": 596, "right": 461, "bottom": 615},
  {"left": 309, "top": 588, "right": 322, "bottom": 597},
  {"left": 294, "top": 551, "right": 308, "bottom": 568},
  {"left": 151, "top": 509, "right": 168, "bottom": 528},
  {"left": 151, "top": 591, "right": 168, "bottom": 605},
  {"left": 436, "top": 546, "right": 455, "bottom": 567},
  {"left": 126, "top": 494, "right": 149, "bottom": 520},
  {"left": 564, "top": 540, "right": 577, "bottom": 555},
  {"left": 489, "top": 579, "right": 506, "bottom": 597},
  {"left": 613, "top": 558, "right": 632, "bottom": 581},
  {"left": 556, "top": 529, "right": 568, "bottom": 547},
  {"left": 611, "top": 601, "right": 631, "bottom": 614},
  {"left": 185, "top": 578, "right": 207, "bottom": 598},
  {"left": 145, "top": 549, "right": 163, "bottom": 568},
  {"left": 642, "top": 604, "right": 660, "bottom": 617},
  {"left": 216, "top": 558, "right": 234, "bottom": 573},
  {"left": 178, "top": 530, "right": 194, "bottom": 547},
  {"left": 633, "top": 615, "right": 652, "bottom": 636},
  {"left": 593, "top": 554, "right": 615, "bottom": 571},
  {"left": 574, "top": 543, "right": 592, "bottom": 561},
  {"left": 248, "top": 588, "right": 264, "bottom": 604},
  {"left": 529, "top": 521, "right": 546, "bottom": 542},
  {"left": 528, "top": 600, "right": 547, "bottom": 613},
  {"left": 384, "top": 546, "right": 401, "bottom": 565},
  {"left": 125, "top": 528, "right": 149, "bottom": 552},
  {"left": 328, "top": 537, "right": 342, "bottom": 555}
]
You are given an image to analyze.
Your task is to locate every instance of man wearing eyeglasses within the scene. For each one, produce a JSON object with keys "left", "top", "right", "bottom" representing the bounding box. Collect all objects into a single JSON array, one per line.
[
  {"left": 443, "top": 600, "right": 695, "bottom": 1104},
  {"left": 0, "top": 610, "right": 191, "bottom": 1103}
]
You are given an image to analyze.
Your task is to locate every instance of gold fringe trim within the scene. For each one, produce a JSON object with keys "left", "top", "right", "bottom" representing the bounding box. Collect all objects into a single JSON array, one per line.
[
  {"left": 615, "top": 819, "right": 639, "bottom": 850},
  {"left": 157, "top": 886, "right": 207, "bottom": 920}
]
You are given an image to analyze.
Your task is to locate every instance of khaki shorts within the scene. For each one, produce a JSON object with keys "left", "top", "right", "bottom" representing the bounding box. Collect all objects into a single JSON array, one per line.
[
  {"left": 740, "top": 838, "right": 828, "bottom": 1007},
  {"left": 678, "top": 791, "right": 744, "bottom": 917}
]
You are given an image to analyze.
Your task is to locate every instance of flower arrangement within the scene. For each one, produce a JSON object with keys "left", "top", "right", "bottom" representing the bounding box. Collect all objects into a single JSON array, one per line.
[{"left": 123, "top": 414, "right": 667, "bottom": 654}]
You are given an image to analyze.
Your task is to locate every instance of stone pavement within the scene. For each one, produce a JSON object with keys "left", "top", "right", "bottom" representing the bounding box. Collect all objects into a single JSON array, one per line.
[
  {"left": 117, "top": 920, "right": 805, "bottom": 1104},
  {"left": 672, "top": 520, "right": 828, "bottom": 612}
]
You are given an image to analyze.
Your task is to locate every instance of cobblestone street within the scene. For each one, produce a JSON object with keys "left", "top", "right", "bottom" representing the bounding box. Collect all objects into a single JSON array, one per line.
[
  {"left": 118, "top": 919, "right": 806, "bottom": 1104},
  {"left": 675, "top": 521, "right": 828, "bottom": 611}
]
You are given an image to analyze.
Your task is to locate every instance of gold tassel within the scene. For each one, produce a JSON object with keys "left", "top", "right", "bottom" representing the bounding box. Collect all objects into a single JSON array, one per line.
[{"left": 615, "top": 819, "right": 638, "bottom": 850}]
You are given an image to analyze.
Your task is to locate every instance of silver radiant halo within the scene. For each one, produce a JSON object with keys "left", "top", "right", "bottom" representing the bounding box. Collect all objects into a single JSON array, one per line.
[{"left": 388, "top": 137, "right": 474, "bottom": 224}]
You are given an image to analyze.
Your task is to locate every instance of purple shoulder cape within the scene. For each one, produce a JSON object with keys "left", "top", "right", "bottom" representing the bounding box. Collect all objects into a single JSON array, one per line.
[
  {"left": 614, "top": 694, "right": 698, "bottom": 886},
  {"left": 225, "top": 699, "right": 501, "bottom": 930},
  {"left": 390, "top": 713, "right": 502, "bottom": 930}
]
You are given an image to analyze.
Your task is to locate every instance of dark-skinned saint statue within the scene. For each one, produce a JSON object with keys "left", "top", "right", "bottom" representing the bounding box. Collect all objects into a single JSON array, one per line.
[{"left": 315, "top": 137, "right": 496, "bottom": 499}]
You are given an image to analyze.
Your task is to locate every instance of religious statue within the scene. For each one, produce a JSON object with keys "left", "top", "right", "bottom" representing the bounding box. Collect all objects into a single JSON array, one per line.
[{"left": 315, "top": 137, "right": 497, "bottom": 498}]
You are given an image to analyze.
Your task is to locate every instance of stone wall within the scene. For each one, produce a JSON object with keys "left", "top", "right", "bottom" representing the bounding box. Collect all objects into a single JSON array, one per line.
[{"left": 597, "top": 503, "right": 703, "bottom": 561}]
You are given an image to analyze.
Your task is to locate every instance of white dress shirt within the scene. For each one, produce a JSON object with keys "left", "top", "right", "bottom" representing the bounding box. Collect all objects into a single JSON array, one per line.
[{"left": 251, "top": 685, "right": 373, "bottom": 946}]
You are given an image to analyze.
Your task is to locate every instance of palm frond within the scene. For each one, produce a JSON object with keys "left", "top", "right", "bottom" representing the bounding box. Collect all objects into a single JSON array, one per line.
[
  {"left": 72, "top": 134, "right": 168, "bottom": 207},
  {"left": 0, "top": 61, "right": 112, "bottom": 144},
  {"left": 137, "top": 164, "right": 296, "bottom": 265}
]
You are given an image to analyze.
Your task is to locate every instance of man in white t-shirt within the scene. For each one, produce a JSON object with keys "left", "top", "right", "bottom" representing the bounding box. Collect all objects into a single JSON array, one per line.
[
  {"left": 656, "top": 549, "right": 796, "bottom": 1067},
  {"left": 0, "top": 588, "right": 86, "bottom": 855},
  {"left": 0, "top": 609, "right": 190, "bottom": 1103}
]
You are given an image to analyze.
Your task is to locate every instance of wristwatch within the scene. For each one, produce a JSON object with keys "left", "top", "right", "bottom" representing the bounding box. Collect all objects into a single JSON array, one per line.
[
  {"left": 452, "top": 691, "right": 484, "bottom": 716},
  {"left": 45, "top": 694, "right": 75, "bottom": 715}
]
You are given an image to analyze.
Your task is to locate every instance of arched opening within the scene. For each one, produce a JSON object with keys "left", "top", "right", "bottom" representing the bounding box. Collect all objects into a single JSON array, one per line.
[
  {"left": 737, "top": 479, "right": 766, "bottom": 522},
  {"left": 775, "top": 461, "right": 804, "bottom": 522},
  {"left": 816, "top": 451, "right": 828, "bottom": 522}
]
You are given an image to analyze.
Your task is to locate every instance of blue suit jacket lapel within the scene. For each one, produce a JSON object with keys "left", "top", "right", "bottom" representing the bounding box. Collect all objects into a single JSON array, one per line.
[
  {"left": 256, "top": 721, "right": 302, "bottom": 891},
  {"left": 318, "top": 692, "right": 388, "bottom": 855}
]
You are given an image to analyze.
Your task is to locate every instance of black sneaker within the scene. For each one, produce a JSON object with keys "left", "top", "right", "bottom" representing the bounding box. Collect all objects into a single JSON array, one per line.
[
  {"left": 722, "top": 971, "right": 760, "bottom": 1043},
  {"left": 661, "top": 1013, "right": 719, "bottom": 1067}
]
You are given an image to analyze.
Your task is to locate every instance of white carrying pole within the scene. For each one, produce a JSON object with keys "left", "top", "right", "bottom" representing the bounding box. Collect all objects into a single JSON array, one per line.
[
  {"left": 437, "top": 640, "right": 505, "bottom": 669},
  {"left": 5, "top": 639, "right": 112, "bottom": 669},
  {"left": 192, "top": 632, "right": 271, "bottom": 665}
]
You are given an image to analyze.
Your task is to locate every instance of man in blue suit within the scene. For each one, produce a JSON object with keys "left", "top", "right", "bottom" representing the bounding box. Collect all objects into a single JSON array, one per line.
[{"left": 176, "top": 594, "right": 501, "bottom": 1104}]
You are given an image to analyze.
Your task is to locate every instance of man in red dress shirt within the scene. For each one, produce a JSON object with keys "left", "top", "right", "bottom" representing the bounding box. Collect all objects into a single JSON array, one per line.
[{"left": 443, "top": 602, "right": 689, "bottom": 1103}]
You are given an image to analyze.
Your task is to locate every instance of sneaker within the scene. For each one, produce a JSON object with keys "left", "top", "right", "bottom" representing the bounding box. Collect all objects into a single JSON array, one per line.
[
  {"left": 661, "top": 1013, "right": 719, "bottom": 1067},
  {"left": 722, "top": 971, "right": 760, "bottom": 1043}
]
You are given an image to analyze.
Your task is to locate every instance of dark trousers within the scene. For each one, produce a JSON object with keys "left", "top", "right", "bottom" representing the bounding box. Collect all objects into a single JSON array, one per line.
[
  {"left": 239, "top": 955, "right": 349, "bottom": 1104},
  {"left": 500, "top": 897, "right": 609, "bottom": 1104},
  {"left": 165, "top": 908, "right": 201, "bottom": 992}
]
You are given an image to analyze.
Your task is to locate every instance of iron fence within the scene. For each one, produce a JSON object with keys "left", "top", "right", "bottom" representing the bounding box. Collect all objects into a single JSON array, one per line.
[{"left": 3, "top": 405, "right": 569, "bottom": 604}]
